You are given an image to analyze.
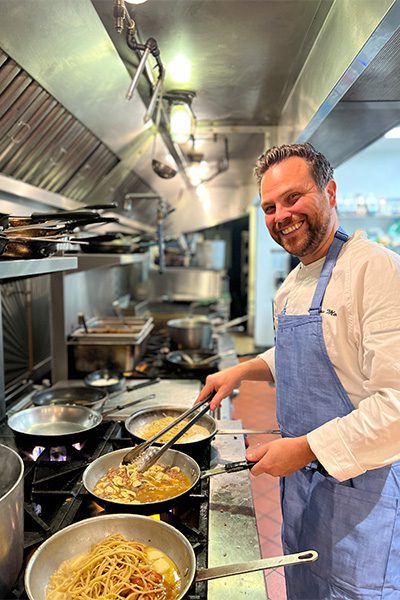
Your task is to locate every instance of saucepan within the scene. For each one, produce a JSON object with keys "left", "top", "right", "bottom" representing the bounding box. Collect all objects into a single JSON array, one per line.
[
  {"left": 24, "top": 514, "right": 318, "bottom": 600},
  {"left": 7, "top": 394, "right": 156, "bottom": 446},
  {"left": 124, "top": 404, "right": 218, "bottom": 456},
  {"left": 167, "top": 315, "right": 248, "bottom": 350}
]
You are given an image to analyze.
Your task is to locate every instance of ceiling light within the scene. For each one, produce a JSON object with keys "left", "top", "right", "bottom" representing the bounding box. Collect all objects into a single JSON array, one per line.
[
  {"left": 384, "top": 126, "right": 400, "bottom": 139},
  {"left": 124, "top": 0, "right": 149, "bottom": 4},
  {"left": 165, "top": 90, "right": 196, "bottom": 145},
  {"left": 169, "top": 55, "right": 191, "bottom": 84}
]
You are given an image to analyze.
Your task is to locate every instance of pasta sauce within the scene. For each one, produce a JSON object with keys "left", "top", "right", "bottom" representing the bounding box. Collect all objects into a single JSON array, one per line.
[
  {"left": 93, "top": 462, "right": 192, "bottom": 503},
  {"left": 46, "top": 534, "right": 181, "bottom": 599}
]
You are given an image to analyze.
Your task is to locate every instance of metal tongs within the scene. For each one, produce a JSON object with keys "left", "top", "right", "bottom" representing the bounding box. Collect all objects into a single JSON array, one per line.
[{"left": 122, "top": 392, "right": 215, "bottom": 471}]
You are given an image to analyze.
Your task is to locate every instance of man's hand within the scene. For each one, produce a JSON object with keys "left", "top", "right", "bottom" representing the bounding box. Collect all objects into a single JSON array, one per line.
[
  {"left": 246, "top": 436, "right": 316, "bottom": 477},
  {"left": 195, "top": 365, "right": 243, "bottom": 411}
]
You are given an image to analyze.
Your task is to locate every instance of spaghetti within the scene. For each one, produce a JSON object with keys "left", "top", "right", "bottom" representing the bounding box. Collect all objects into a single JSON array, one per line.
[
  {"left": 46, "top": 533, "right": 181, "bottom": 600},
  {"left": 138, "top": 416, "right": 209, "bottom": 443}
]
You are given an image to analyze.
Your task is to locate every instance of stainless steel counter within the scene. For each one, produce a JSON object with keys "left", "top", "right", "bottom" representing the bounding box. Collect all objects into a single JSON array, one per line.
[{"left": 209, "top": 420, "right": 268, "bottom": 598}]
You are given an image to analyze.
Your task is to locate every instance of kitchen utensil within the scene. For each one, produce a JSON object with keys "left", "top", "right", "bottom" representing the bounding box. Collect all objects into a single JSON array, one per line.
[
  {"left": 24, "top": 513, "right": 318, "bottom": 600},
  {"left": 165, "top": 349, "right": 223, "bottom": 371},
  {"left": 151, "top": 95, "right": 177, "bottom": 180},
  {"left": 124, "top": 404, "right": 217, "bottom": 456},
  {"left": 7, "top": 404, "right": 103, "bottom": 445},
  {"left": 31, "top": 386, "right": 108, "bottom": 412},
  {"left": 132, "top": 400, "right": 212, "bottom": 472},
  {"left": 122, "top": 393, "right": 214, "bottom": 465},
  {"left": 77, "top": 312, "right": 88, "bottom": 333},
  {"left": 83, "top": 448, "right": 257, "bottom": 514},
  {"left": 84, "top": 369, "right": 126, "bottom": 393},
  {"left": 125, "top": 378, "right": 161, "bottom": 392},
  {"left": 8, "top": 394, "right": 157, "bottom": 445},
  {"left": 201, "top": 460, "right": 257, "bottom": 478},
  {"left": 0, "top": 444, "right": 24, "bottom": 599}
]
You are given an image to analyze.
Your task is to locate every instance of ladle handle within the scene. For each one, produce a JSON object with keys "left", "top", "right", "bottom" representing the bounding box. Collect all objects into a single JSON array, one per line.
[{"left": 195, "top": 550, "right": 318, "bottom": 581}]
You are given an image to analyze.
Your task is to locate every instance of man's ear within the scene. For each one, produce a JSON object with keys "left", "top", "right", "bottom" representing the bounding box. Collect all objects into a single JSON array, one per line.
[{"left": 325, "top": 180, "right": 337, "bottom": 208}]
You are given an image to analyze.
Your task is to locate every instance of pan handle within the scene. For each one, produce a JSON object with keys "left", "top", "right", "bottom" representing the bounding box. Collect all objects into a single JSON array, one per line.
[{"left": 195, "top": 550, "right": 318, "bottom": 582}]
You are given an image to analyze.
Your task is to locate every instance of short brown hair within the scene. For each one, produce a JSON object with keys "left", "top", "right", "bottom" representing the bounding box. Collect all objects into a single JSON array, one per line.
[{"left": 254, "top": 142, "right": 334, "bottom": 190}]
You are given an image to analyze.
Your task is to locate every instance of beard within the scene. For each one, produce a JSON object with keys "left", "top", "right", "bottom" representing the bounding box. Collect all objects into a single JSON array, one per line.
[{"left": 271, "top": 207, "right": 331, "bottom": 258}]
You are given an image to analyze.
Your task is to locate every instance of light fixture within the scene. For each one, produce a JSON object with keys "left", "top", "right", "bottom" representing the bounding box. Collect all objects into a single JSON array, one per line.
[
  {"left": 169, "top": 54, "right": 191, "bottom": 84},
  {"left": 124, "top": 0, "right": 149, "bottom": 4},
  {"left": 164, "top": 90, "right": 196, "bottom": 145}
]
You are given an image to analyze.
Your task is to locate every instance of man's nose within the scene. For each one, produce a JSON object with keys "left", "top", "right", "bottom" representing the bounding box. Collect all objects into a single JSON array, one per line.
[{"left": 274, "top": 203, "right": 291, "bottom": 223}]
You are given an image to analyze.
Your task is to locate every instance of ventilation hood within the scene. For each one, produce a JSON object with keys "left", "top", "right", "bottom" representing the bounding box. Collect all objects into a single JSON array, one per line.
[{"left": 0, "top": 1, "right": 399, "bottom": 235}]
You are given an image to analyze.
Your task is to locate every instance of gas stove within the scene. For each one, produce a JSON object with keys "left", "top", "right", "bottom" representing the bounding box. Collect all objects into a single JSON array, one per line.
[{"left": 0, "top": 415, "right": 267, "bottom": 599}]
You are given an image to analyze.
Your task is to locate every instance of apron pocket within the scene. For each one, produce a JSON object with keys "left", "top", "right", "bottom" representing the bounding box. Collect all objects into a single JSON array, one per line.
[{"left": 301, "top": 471, "right": 398, "bottom": 595}]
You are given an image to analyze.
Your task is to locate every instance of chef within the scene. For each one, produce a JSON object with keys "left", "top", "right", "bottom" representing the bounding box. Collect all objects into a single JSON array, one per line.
[{"left": 196, "top": 142, "right": 400, "bottom": 599}]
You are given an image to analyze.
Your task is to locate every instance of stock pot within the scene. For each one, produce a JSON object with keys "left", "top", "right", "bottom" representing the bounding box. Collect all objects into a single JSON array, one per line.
[{"left": 0, "top": 444, "right": 24, "bottom": 599}]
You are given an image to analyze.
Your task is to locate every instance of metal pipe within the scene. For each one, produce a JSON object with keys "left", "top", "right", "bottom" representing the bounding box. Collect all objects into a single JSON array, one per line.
[
  {"left": 126, "top": 46, "right": 151, "bottom": 100},
  {"left": 144, "top": 76, "right": 164, "bottom": 123}
]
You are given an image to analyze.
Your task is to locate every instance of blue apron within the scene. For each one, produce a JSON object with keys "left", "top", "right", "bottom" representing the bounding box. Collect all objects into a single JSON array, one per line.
[{"left": 275, "top": 228, "right": 400, "bottom": 599}]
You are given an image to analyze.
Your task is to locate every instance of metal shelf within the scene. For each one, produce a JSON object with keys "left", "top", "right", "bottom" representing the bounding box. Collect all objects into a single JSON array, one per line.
[
  {"left": 0, "top": 256, "right": 77, "bottom": 280},
  {"left": 67, "top": 252, "right": 149, "bottom": 273}
]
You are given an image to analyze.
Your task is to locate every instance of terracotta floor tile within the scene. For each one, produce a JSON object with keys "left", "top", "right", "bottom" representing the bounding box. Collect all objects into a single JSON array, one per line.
[
  {"left": 231, "top": 360, "right": 286, "bottom": 599},
  {"left": 265, "top": 569, "right": 287, "bottom": 600}
]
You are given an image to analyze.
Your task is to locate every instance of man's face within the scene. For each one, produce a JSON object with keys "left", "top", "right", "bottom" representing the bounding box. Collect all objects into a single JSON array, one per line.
[{"left": 260, "top": 157, "right": 336, "bottom": 263}]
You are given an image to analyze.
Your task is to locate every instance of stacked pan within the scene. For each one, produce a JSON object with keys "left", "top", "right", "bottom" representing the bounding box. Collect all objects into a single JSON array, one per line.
[{"left": 0, "top": 204, "right": 118, "bottom": 259}]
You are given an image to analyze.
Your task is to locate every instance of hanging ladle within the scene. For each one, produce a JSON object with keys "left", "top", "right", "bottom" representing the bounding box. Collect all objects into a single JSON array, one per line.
[{"left": 151, "top": 95, "right": 177, "bottom": 179}]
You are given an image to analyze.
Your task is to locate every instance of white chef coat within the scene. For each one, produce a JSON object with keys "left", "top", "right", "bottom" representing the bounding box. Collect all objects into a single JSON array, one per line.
[{"left": 258, "top": 230, "right": 400, "bottom": 481}]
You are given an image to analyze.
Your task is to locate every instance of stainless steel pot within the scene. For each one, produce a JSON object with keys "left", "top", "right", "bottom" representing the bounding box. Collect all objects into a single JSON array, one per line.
[
  {"left": 167, "top": 316, "right": 213, "bottom": 350},
  {"left": 24, "top": 514, "right": 318, "bottom": 600},
  {"left": 0, "top": 444, "right": 24, "bottom": 599},
  {"left": 167, "top": 315, "right": 248, "bottom": 350}
]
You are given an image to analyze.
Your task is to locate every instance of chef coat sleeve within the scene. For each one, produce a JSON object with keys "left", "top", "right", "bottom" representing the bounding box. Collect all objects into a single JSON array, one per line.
[
  {"left": 307, "top": 249, "right": 400, "bottom": 481},
  {"left": 257, "top": 347, "right": 276, "bottom": 381}
]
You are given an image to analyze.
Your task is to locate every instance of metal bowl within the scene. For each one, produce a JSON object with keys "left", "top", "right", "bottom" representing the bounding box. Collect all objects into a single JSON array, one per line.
[
  {"left": 24, "top": 513, "right": 196, "bottom": 600},
  {"left": 82, "top": 447, "right": 200, "bottom": 514}
]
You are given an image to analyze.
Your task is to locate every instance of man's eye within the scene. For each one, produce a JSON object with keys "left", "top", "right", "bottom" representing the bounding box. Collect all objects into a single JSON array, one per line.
[
  {"left": 288, "top": 193, "right": 300, "bottom": 202},
  {"left": 263, "top": 205, "right": 275, "bottom": 214}
]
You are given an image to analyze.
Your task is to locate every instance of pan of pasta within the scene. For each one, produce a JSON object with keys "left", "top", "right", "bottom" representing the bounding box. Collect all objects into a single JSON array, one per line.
[
  {"left": 124, "top": 404, "right": 217, "bottom": 457},
  {"left": 24, "top": 513, "right": 319, "bottom": 599},
  {"left": 24, "top": 513, "right": 195, "bottom": 600},
  {"left": 82, "top": 447, "right": 201, "bottom": 514}
]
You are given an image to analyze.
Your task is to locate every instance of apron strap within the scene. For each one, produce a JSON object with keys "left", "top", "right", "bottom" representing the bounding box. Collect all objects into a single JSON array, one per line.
[{"left": 309, "top": 227, "right": 349, "bottom": 315}]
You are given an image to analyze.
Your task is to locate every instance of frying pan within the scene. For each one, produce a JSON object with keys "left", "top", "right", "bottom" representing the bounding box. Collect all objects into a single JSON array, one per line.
[
  {"left": 124, "top": 405, "right": 218, "bottom": 455},
  {"left": 8, "top": 394, "right": 158, "bottom": 446},
  {"left": 165, "top": 349, "right": 219, "bottom": 371},
  {"left": 84, "top": 369, "right": 126, "bottom": 393},
  {"left": 24, "top": 514, "right": 318, "bottom": 600},
  {"left": 7, "top": 404, "right": 103, "bottom": 445},
  {"left": 82, "top": 447, "right": 201, "bottom": 514},
  {"left": 31, "top": 386, "right": 108, "bottom": 412}
]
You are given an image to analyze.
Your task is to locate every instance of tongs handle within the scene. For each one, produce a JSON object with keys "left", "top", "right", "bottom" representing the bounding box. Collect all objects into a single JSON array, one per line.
[
  {"left": 145, "top": 392, "right": 213, "bottom": 447},
  {"left": 140, "top": 401, "right": 212, "bottom": 471}
]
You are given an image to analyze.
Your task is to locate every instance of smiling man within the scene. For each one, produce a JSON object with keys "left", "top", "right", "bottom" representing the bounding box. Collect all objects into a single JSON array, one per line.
[{"left": 196, "top": 143, "right": 400, "bottom": 599}]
